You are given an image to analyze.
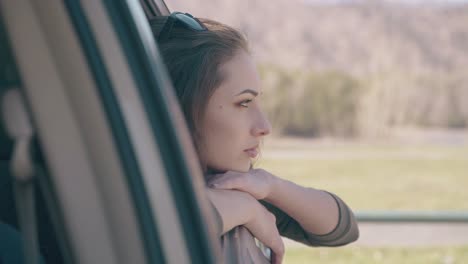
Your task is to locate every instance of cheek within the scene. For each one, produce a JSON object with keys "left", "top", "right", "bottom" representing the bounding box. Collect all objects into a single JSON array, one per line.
[
  {"left": 203, "top": 108, "right": 240, "bottom": 150},
  {"left": 200, "top": 106, "right": 249, "bottom": 170}
]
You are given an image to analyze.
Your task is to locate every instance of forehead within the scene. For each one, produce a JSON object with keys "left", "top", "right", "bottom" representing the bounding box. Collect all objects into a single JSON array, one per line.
[{"left": 217, "top": 50, "right": 261, "bottom": 97}]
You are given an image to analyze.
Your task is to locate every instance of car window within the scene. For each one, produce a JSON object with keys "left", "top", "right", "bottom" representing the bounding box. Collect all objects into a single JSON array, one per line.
[{"left": 1, "top": 1, "right": 220, "bottom": 263}]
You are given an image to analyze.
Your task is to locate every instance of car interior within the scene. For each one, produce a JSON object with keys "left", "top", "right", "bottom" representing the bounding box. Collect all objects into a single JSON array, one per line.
[
  {"left": 0, "top": 10, "right": 73, "bottom": 264},
  {"left": 0, "top": 0, "right": 221, "bottom": 263}
]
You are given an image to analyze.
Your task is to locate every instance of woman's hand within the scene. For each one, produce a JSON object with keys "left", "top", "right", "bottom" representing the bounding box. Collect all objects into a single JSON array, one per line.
[
  {"left": 207, "top": 188, "right": 284, "bottom": 264},
  {"left": 209, "top": 168, "right": 346, "bottom": 239},
  {"left": 207, "top": 169, "right": 277, "bottom": 200},
  {"left": 244, "top": 201, "right": 284, "bottom": 264}
]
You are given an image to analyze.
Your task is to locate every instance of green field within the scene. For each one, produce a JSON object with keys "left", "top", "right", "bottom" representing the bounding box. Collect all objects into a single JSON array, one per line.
[
  {"left": 284, "top": 246, "right": 468, "bottom": 264},
  {"left": 256, "top": 137, "right": 468, "bottom": 263},
  {"left": 258, "top": 138, "right": 468, "bottom": 210}
]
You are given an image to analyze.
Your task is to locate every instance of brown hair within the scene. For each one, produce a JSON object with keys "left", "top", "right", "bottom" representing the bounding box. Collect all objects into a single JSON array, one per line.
[{"left": 149, "top": 15, "right": 249, "bottom": 164}]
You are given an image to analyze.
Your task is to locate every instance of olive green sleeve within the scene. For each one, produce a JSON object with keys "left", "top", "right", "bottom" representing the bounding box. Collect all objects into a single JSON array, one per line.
[{"left": 260, "top": 191, "right": 359, "bottom": 247}]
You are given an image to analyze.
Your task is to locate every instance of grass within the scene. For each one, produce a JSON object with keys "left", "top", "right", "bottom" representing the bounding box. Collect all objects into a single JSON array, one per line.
[
  {"left": 257, "top": 138, "right": 468, "bottom": 210},
  {"left": 284, "top": 246, "right": 468, "bottom": 264},
  {"left": 255, "top": 137, "right": 468, "bottom": 263}
]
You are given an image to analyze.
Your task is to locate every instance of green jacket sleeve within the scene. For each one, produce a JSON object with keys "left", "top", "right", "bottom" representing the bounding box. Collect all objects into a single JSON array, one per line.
[{"left": 260, "top": 191, "right": 359, "bottom": 247}]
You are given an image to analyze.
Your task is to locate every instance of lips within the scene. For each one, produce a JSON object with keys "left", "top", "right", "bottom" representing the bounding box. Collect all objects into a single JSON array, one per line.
[{"left": 244, "top": 145, "right": 259, "bottom": 158}]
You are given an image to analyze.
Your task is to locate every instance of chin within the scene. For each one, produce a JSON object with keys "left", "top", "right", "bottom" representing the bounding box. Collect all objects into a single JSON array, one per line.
[
  {"left": 232, "top": 161, "right": 252, "bottom": 173},
  {"left": 235, "top": 167, "right": 250, "bottom": 173},
  {"left": 206, "top": 158, "right": 251, "bottom": 174},
  {"left": 218, "top": 163, "right": 250, "bottom": 173}
]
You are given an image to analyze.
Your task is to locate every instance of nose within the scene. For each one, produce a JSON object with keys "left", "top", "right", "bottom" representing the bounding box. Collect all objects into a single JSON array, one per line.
[{"left": 251, "top": 110, "right": 272, "bottom": 137}]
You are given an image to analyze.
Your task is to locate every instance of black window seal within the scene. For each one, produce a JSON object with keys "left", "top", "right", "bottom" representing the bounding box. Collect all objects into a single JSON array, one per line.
[
  {"left": 62, "top": 1, "right": 166, "bottom": 263},
  {"left": 101, "top": 1, "right": 218, "bottom": 263}
]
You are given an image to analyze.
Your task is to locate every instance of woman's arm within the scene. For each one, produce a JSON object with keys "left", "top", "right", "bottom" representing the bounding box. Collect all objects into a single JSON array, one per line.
[
  {"left": 265, "top": 177, "right": 339, "bottom": 235},
  {"left": 208, "top": 169, "right": 359, "bottom": 246},
  {"left": 260, "top": 192, "right": 359, "bottom": 247},
  {"left": 206, "top": 188, "right": 253, "bottom": 234},
  {"left": 206, "top": 188, "right": 285, "bottom": 263}
]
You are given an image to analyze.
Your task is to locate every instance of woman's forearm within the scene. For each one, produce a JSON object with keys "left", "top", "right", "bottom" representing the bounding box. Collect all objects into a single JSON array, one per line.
[
  {"left": 206, "top": 169, "right": 359, "bottom": 245},
  {"left": 265, "top": 177, "right": 340, "bottom": 235},
  {"left": 206, "top": 188, "right": 254, "bottom": 235},
  {"left": 207, "top": 188, "right": 285, "bottom": 258}
]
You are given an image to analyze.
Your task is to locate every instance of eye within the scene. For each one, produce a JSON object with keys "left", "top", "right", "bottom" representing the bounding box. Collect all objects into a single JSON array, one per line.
[{"left": 239, "top": 99, "right": 253, "bottom": 108}]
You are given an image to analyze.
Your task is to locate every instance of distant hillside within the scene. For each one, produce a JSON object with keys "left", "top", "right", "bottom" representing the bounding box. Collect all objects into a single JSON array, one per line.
[
  {"left": 164, "top": 0, "right": 468, "bottom": 136},
  {"left": 166, "top": 0, "right": 468, "bottom": 76}
]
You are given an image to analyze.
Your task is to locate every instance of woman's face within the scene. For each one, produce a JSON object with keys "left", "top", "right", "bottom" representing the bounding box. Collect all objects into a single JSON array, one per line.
[{"left": 199, "top": 50, "right": 271, "bottom": 173}]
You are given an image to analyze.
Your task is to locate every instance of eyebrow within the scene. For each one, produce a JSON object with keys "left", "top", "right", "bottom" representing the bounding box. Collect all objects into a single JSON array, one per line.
[{"left": 235, "top": 89, "right": 259, "bottom": 97}]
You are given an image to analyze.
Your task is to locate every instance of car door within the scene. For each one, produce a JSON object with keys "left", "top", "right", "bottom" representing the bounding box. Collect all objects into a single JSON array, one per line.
[{"left": 0, "top": 0, "right": 220, "bottom": 263}]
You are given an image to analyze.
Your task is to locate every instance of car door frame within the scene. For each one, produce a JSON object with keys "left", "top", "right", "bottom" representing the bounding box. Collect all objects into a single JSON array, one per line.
[{"left": 0, "top": 0, "right": 220, "bottom": 263}]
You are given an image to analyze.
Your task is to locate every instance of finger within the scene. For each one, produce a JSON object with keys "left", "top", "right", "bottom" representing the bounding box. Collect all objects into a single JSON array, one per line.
[
  {"left": 207, "top": 171, "right": 241, "bottom": 184},
  {"left": 260, "top": 230, "right": 283, "bottom": 264},
  {"left": 264, "top": 215, "right": 284, "bottom": 264},
  {"left": 271, "top": 252, "right": 277, "bottom": 264},
  {"left": 209, "top": 174, "right": 245, "bottom": 190},
  {"left": 271, "top": 247, "right": 284, "bottom": 264},
  {"left": 253, "top": 215, "right": 284, "bottom": 263},
  {"left": 271, "top": 252, "right": 278, "bottom": 264},
  {"left": 269, "top": 233, "right": 284, "bottom": 264},
  {"left": 209, "top": 178, "right": 242, "bottom": 190}
]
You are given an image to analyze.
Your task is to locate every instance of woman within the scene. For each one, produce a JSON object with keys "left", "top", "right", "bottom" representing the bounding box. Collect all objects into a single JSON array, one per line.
[{"left": 150, "top": 12, "right": 359, "bottom": 263}]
